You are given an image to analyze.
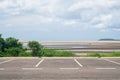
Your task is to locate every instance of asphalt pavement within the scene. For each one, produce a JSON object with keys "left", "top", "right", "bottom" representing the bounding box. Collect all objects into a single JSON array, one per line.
[{"left": 0, "top": 57, "right": 120, "bottom": 80}]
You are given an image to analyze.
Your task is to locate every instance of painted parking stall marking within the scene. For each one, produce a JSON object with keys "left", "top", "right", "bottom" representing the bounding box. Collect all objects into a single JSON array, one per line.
[
  {"left": 103, "top": 59, "right": 120, "bottom": 65},
  {"left": 0, "top": 68, "right": 4, "bottom": 70},
  {"left": 22, "top": 68, "right": 43, "bottom": 70},
  {"left": 0, "top": 58, "right": 120, "bottom": 80},
  {"left": 35, "top": 59, "right": 44, "bottom": 67},
  {"left": 0, "top": 58, "right": 119, "bottom": 71},
  {"left": 60, "top": 68, "right": 79, "bottom": 70},
  {"left": 96, "top": 68, "right": 116, "bottom": 70},
  {"left": 74, "top": 59, "right": 83, "bottom": 67},
  {"left": 0, "top": 59, "right": 14, "bottom": 65}
]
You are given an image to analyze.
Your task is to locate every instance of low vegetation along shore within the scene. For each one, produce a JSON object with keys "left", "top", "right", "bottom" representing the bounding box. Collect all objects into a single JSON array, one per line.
[
  {"left": 0, "top": 34, "right": 120, "bottom": 57},
  {"left": 82, "top": 52, "right": 120, "bottom": 58},
  {"left": 0, "top": 34, "right": 75, "bottom": 57}
]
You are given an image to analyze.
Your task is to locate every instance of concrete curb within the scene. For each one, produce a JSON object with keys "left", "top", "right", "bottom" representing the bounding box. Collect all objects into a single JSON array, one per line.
[
  {"left": 0, "top": 57, "right": 120, "bottom": 59},
  {"left": 0, "top": 57, "right": 39, "bottom": 59}
]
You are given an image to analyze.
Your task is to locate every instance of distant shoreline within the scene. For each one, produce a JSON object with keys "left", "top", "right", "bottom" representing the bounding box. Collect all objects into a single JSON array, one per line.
[{"left": 19, "top": 40, "right": 120, "bottom": 43}]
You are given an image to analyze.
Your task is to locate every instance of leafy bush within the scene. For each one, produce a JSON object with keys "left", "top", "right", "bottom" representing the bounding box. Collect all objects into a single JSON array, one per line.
[
  {"left": 28, "top": 41, "right": 43, "bottom": 57},
  {"left": 0, "top": 52, "right": 12, "bottom": 57},
  {"left": 0, "top": 52, "right": 4, "bottom": 57},
  {"left": 5, "top": 37, "right": 23, "bottom": 49},
  {"left": 0, "top": 34, "right": 5, "bottom": 52},
  {"left": 5, "top": 48, "right": 22, "bottom": 57}
]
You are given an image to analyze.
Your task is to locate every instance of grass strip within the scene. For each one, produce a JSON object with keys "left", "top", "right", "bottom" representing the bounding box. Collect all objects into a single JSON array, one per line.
[{"left": 82, "top": 52, "right": 120, "bottom": 58}]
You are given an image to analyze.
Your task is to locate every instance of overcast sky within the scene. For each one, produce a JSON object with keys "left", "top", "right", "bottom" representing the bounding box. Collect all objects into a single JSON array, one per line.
[{"left": 0, "top": 0, "right": 120, "bottom": 40}]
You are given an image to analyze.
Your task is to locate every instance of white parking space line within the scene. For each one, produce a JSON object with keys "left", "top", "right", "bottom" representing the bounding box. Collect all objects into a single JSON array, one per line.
[
  {"left": 60, "top": 68, "right": 79, "bottom": 70},
  {"left": 0, "top": 68, "right": 4, "bottom": 70},
  {"left": 74, "top": 59, "right": 83, "bottom": 67},
  {"left": 96, "top": 68, "right": 116, "bottom": 70},
  {"left": 22, "top": 68, "right": 43, "bottom": 70},
  {"left": 103, "top": 59, "right": 120, "bottom": 65},
  {"left": 35, "top": 59, "right": 44, "bottom": 67},
  {"left": 0, "top": 59, "right": 14, "bottom": 65}
]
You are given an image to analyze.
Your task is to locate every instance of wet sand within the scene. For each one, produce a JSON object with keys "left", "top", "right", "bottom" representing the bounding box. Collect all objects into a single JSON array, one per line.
[{"left": 21, "top": 41, "right": 120, "bottom": 53}]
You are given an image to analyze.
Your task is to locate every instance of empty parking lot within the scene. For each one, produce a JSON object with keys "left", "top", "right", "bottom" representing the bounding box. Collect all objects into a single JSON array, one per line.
[{"left": 0, "top": 57, "right": 120, "bottom": 80}]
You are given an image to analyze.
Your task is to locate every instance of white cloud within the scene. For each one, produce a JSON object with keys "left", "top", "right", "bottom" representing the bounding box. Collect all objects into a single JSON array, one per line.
[
  {"left": 64, "top": 20, "right": 78, "bottom": 26},
  {"left": 0, "top": 0, "right": 120, "bottom": 40},
  {"left": 100, "top": 14, "right": 112, "bottom": 22},
  {"left": 0, "top": 0, "right": 120, "bottom": 31},
  {"left": 1, "top": 15, "right": 55, "bottom": 26},
  {"left": 0, "top": 0, "right": 9, "bottom": 9},
  {"left": 100, "top": 28, "right": 120, "bottom": 32},
  {"left": 91, "top": 14, "right": 113, "bottom": 28},
  {"left": 68, "top": 0, "right": 117, "bottom": 12},
  {"left": 95, "top": 23, "right": 107, "bottom": 28},
  {"left": 0, "top": 0, "right": 24, "bottom": 15},
  {"left": 0, "top": 0, "right": 58, "bottom": 15},
  {"left": 100, "top": 29, "right": 109, "bottom": 32}
]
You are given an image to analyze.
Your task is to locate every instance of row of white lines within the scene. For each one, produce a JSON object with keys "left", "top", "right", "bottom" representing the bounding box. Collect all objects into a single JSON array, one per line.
[
  {"left": 0, "top": 68, "right": 117, "bottom": 71},
  {"left": 0, "top": 59, "right": 14, "bottom": 65},
  {"left": 34, "top": 59, "right": 83, "bottom": 68},
  {"left": 35, "top": 59, "right": 44, "bottom": 67},
  {"left": 0, "top": 58, "right": 120, "bottom": 66},
  {"left": 33, "top": 58, "right": 118, "bottom": 70},
  {"left": 23, "top": 68, "right": 117, "bottom": 70},
  {"left": 0, "top": 58, "right": 120, "bottom": 70},
  {"left": 103, "top": 59, "right": 120, "bottom": 65},
  {"left": 35, "top": 58, "right": 120, "bottom": 68},
  {"left": 0, "top": 59, "right": 14, "bottom": 71}
]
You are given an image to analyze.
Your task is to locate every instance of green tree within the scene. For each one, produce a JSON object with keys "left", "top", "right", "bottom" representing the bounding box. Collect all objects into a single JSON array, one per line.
[
  {"left": 28, "top": 41, "right": 43, "bottom": 56},
  {"left": 5, "top": 37, "right": 22, "bottom": 49},
  {"left": 0, "top": 34, "right": 5, "bottom": 52},
  {"left": 5, "top": 37, "right": 23, "bottom": 56}
]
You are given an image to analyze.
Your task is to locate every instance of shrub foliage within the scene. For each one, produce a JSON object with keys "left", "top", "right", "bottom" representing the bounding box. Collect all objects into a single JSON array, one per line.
[{"left": 0, "top": 34, "right": 23, "bottom": 57}]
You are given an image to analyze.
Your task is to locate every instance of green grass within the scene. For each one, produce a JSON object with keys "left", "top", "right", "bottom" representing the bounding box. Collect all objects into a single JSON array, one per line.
[
  {"left": 19, "top": 52, "right": 32, "bottom": 57},
  {"left": 0, "top": 49, "right": 75, "bottom": 57},
  {"left": 1, "top": 48, "right": 120, "bottom": 58},
  {"left": 84, "top": 53, "right": 102, "bottom": 58},
  {"left": 83, "top": 52, "right": 120, "bottom": 58},
  {"left": 42, "top": 49, "right": 75, "bottom": 57},
  {"left": 101, "top": 52, "right": 120, "bottom": 57}
]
